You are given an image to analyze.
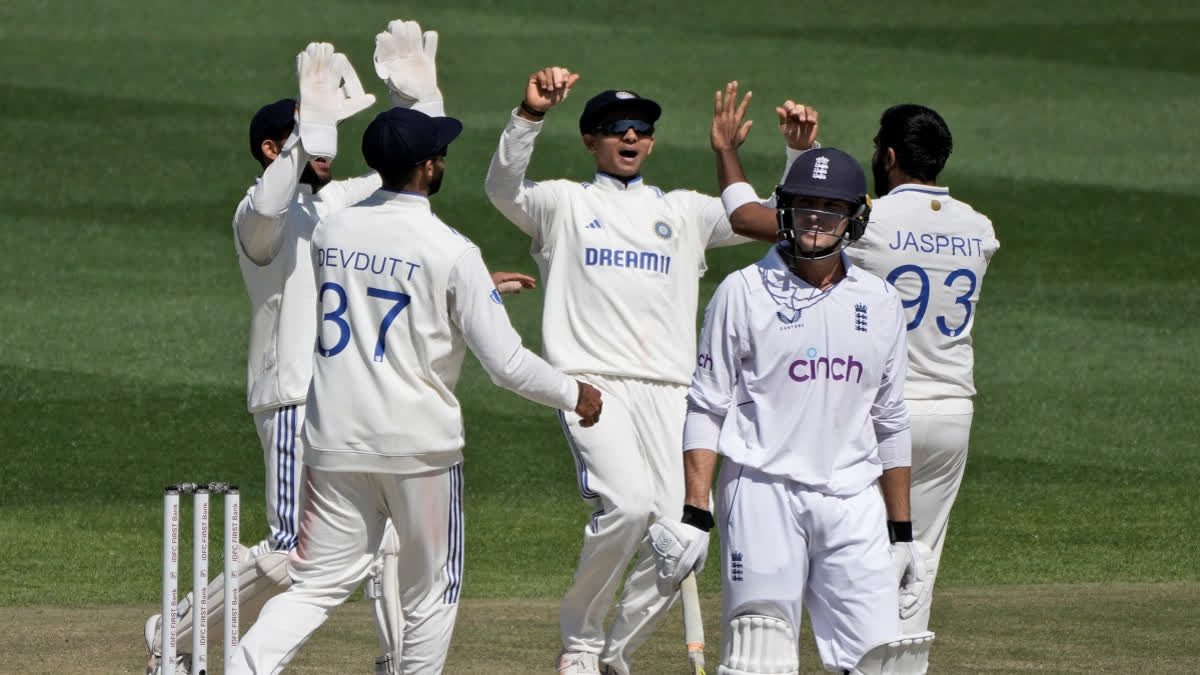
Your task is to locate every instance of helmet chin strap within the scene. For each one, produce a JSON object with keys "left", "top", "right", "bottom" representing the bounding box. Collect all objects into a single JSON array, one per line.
[{"left": 777, "top": 231, "right": 849, "bottom": 264}]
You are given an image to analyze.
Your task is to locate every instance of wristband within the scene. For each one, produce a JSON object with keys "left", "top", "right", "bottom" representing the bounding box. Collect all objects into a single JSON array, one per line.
[
  {"left": 887, "top": 520, "right": 913, "bottom": 544},
  {"left": 720, "top": 182, "right": 759, "bottom": 219},
  {"left": 681, "top": 505, "right": 714, "bottom": 532},
  {"left": 519, "top": 101, "right": 547, "bottom": 118}
]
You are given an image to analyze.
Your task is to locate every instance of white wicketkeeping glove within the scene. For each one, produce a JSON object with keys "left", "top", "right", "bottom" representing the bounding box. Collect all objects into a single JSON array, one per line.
[
  {"left": 890, "top": 540, "right": 937, "bottom": 619},
  {"left": 295, "top": 42, "right": 376, "bottom": 159},
  {"left": 649, "top": 518, "right": 710, "bottom": 596},
  {"left": 374, "top": 20, "right": 444, "bottom": 116}
]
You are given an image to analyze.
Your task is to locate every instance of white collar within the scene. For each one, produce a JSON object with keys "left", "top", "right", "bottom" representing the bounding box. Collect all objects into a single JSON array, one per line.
[
  {"left": 590, "top": 171, "right": 645, "bottom": 192},
  {"left": 888, "top": 183, "right": 949, "bottom": 197}
]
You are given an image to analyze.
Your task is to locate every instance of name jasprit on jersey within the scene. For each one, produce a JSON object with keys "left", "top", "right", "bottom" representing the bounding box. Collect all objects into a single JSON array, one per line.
[
  {"left": 889, "top": 230, "right": 987, "bottom": 258},
  {"left": 316, "top": 247, "right": 423, "bottom": 280}
]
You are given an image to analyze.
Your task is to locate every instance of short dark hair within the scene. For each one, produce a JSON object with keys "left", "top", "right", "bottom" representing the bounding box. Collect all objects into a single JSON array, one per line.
[
  {"left": 877, "top": 104, "right": 952, "bottom": 182},
  {"left": 249, "top": 99, "right": 297, "bottom": 164}
]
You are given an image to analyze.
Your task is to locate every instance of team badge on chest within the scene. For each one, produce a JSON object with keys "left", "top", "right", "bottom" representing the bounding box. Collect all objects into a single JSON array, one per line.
[
  {"left": 653, "top": 221, "right": 673, "bottom": 240},
  {"left": 855, "top": 303, "right": 868, "bottom": 332}
]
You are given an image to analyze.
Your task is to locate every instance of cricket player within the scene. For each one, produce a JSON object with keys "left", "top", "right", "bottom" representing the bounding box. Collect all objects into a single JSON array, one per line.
[
  {"left": 484, "top": 71, "right": 795, "bottom": 674},
  {"left": 649, "top": 127, "right": 932, "bottom": 673},
  {"left": 146, "top": 25, "right": 535, "bottom": 674},
  {"left": 228, "top": 105, "right": 603, "bottom": 675},
  {"left": 734, "top": 98, "right": 998, "bottom": 650},
  {"left": 843, "top": 104, "right": 999, "bottom": 639}
]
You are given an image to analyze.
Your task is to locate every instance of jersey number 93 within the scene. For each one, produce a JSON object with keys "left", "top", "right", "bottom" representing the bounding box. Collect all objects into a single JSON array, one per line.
[{"left": 886, "top": 265, "right": 977, "bottom": 338}]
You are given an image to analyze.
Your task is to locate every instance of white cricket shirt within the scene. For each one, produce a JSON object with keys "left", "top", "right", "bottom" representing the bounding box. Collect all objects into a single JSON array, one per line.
[
  {"left": 485, "top": 111, "right": 751, "bottom": 385},
  {"left": 233, "top": 134, "right": 381, "bottom": 412},
  {"left": 686, "top": 248, "right": 911, "bottom": 495},
  {"left": 303, "top": 190, "right": 578, "bottom": 475},
  {"left": 844, "top": 184, "right": 999, "bottom": 401}
]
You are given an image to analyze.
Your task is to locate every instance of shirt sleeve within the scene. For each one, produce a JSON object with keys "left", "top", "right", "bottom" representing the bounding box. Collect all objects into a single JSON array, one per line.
[
  {"left": 233, "top": 132, "right": 307, "bottom": 265},
  {"left": 686, "top": 274, "right": 748, "bottom": 420},
  {"left": 483, "top": 110, "right": 563, "bottom": 248},
  {"left": 695, "top": 192, "right": 752, "bottom": 250},
  {"left": 319, "top": 172, "right": 382, "bottom": 214},
  {"left": 872, "top": 289, "right": 912, "bottom": 467},
  {"left": 447, "top": 247, "right": 578, "bottom": 411}
]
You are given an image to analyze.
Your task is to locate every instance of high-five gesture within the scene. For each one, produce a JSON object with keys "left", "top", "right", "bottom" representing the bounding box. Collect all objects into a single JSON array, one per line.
[
  {"left": 374, "top": 20, "right": 442, "bottom": 113},
  {"left": 777, "top": 100, "right": 819, "bottom": 151},
  {"left": 520, "top": 66, "right": 580, "bottom": 119},
  {"left": 711, "top": 80, "right": 753, "bottom": 153},
  {"left": 296, "top": 42, "right": 376, "bottom": 159}
]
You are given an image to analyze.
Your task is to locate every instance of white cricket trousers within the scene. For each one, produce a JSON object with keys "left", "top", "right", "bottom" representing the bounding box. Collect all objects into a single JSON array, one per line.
[
  {"left": 717, "top": 460, "right": 899, "bottom": 672},
  {"left": 253, "top": 404, "right": 306, "bottom": 552},
  {"left": 903, "top": 398, "right": 973, "bottom": 634},
  {"left": 558, "top": 374, "right": 687, "bottom": 675},
  {"left": 229, "top": 464, "right": 464, "bottom": 675}
]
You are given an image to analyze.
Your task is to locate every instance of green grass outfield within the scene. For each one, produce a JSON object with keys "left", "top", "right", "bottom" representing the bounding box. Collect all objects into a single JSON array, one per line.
[{"left": 2, "top": 0, "right": 1199, "bottom": 670}]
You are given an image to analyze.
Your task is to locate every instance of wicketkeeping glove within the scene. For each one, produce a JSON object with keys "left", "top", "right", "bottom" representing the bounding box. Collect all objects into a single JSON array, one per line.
[
  {"left": 649, "top": 517, "right": 710, "bottom": 596},
  {"left": 374, "top": 20, "right": 444, "bottom": 116},
  {"left": 890, "top": 540, "right": 937, "bottom": 619},
  {"left": 296, "top": 42, "right": 376, "bottom": 159}
]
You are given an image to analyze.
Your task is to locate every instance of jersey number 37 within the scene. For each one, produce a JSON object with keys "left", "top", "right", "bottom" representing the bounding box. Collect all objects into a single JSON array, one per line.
[{"left": 318, "top": 282, "right": 412, "bottom": 362}]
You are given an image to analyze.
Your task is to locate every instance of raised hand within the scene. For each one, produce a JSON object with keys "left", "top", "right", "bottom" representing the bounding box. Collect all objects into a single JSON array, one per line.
[
  {"left": 524, "top": 66, "right": 580, "bottom": 114},
  {"left": 711, "top": 80, "right": 753, "bottom": 153},
  {"left": 296, "top": 42, "right": 376, "bottom": 159},
  {"left": 776, "top": 100, "right": 819, "bottom": 151},
  {"left": 374, "top": 20, "right": 441, "bottom": 108}
]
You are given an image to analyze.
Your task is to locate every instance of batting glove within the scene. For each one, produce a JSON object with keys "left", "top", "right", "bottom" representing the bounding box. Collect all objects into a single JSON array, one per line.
[
  {"left": 296, "top": 42, "right": 376, "bottom": 159},
  {"left": 890, "top": 540, "right": 936, "bottom": 619},
  {"left": 374, "top": 20, "right": 444, "bottom": 116},
  {"left": 649, "top": 512, "right": 711, "bottom": 596}
]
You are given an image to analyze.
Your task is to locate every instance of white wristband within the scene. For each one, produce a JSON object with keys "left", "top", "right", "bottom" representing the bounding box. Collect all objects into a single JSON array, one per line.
[{"left": 720, "top": 182, "right": 760, "bottom": 219}]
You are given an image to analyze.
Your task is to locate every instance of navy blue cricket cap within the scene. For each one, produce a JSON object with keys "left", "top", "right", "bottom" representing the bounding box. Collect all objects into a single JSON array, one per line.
[
  {"left": 578, "top": 90, "right": 661, "bottom": 135},
  {"left": 249, "top": 98, "right": 296, "bottom": 162},
  {"left": 778, "top": 147, "right": 868, "bottom": 204},
  {"left": 362, "top": 107, "right": 463, "bottom": 177}
]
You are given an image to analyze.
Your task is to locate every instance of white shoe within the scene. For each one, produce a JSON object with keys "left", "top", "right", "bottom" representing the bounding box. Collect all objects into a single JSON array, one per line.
[
  {"left": 557, "top": 651, "right": 601, "bottom": 675},
  {"left": 144, "top": 615, "right": 192, "bottom": 675},
  {"left": 145, "top": 651, "right": 191, "bottom": 675},
  {"left": 144, "top": 615, "right": 160, "bottom": 655}
]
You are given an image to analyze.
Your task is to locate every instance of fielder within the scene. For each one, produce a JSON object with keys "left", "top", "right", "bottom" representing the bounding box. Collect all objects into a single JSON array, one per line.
[
  {"left": 484, "top": 71, "right": 798, "bottom": 675},
  {"left": 228, "top": 105, "right": 603, "bottom": 674},
  {"left": 650, "top": 128, "right": 931, "bottom": 673},
  {"left": 145, "top": 24, "right": 533, "bottom": 674},
  {"left": 843, "top": 104, "right": 998, "bottom": 638}
]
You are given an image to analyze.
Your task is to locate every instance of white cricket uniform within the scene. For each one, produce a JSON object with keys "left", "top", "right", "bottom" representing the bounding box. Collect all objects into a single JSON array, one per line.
[
  {"left": 234, "top": 132, "right": 381, "bottom": 552},
  {"left": 231, "top": 189, "right": 579, "bottom": 675},
  {"left": 484, "top": 109, "right": 757, "bottom": 673},
  {"left": 685, "top": 248, "right": 911, "bottom": 671},
  {"left": 844, "top": 183, "right": 998, "bottom": 633}
]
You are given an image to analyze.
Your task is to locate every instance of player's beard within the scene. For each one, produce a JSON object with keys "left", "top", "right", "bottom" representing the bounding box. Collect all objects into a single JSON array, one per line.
[
  {"left": 427, "top": 166, "right": 445, "bottom": 197},
  {"left": 871, "top": 151, "right": 890, "bottom": 198},
  {"left": 301, "top": 163, "right": 332, "bottom": 193}
]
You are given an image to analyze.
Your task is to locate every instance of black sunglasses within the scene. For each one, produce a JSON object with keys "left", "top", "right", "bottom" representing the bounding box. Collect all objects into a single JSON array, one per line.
[{"left": 592, "top": 119, "right": 655, "bottom": 137}]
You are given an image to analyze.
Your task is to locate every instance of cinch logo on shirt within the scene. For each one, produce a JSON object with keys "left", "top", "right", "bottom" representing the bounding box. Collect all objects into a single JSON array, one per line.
[
  {"left": 788, "top": 347, "right": 863, "bottom": 383},
  {"left": 584, "top": 247, "right": 672, "bottom": 275}
]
